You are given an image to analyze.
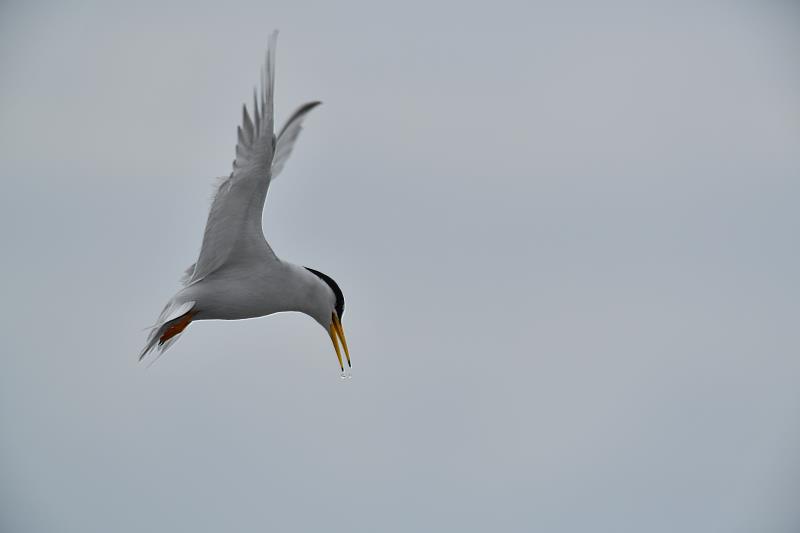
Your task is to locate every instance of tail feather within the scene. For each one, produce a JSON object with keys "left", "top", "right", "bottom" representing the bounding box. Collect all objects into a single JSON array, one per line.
[{"left": 139, "top": 300, "right": 196, "bottom": 362}]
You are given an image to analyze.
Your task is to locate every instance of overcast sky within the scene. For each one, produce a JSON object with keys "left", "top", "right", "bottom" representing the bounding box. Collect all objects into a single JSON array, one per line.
[{"left": 1, "top": 1, "right": 799, "bottom": 532}]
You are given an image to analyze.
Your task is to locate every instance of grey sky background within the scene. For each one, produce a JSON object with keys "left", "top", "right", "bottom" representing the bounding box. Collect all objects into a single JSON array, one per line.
[{"left": 1, "top": 1, "right": 799, "bottom": 531}]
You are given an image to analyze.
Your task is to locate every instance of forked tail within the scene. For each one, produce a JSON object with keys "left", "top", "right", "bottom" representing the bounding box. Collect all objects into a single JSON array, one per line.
[{"left": 139, "top": 300, "right": 196, "bottom": 363}]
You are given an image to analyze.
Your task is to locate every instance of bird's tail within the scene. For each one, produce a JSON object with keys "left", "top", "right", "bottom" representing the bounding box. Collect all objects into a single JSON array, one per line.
[{"left": 139, "top": 300, "right": 196, "bottom": 365}]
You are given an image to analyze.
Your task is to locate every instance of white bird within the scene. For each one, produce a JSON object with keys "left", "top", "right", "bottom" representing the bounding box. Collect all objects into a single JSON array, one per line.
[{"left": 139, "top": 32, "right": 351, "bottom": 372}]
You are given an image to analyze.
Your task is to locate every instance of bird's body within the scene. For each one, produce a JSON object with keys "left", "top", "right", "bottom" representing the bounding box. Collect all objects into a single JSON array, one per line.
[
  {"left": 178, "top": 260, "right": 335, "bottom": 323},
  {"left": 140, "top": 32, "right": 351, "bottom": 370}
]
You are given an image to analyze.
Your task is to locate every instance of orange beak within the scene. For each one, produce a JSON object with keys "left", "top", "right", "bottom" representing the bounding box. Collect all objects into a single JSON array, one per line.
[{"left": 328, "top": 312, "right": 351, "bottom": 371}]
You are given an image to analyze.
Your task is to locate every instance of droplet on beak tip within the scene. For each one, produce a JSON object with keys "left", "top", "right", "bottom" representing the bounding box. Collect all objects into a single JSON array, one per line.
[{"left": 340, "top": 371, "right": 347, "bottom": 380}]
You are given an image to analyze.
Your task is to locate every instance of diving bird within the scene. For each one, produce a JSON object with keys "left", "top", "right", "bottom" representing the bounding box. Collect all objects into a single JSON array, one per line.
[{"left": 139, "top": 32, "right": 351, "bottom": 372}]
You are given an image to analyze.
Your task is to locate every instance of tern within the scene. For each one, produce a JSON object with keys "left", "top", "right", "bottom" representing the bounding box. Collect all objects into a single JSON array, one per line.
[{"left": 139, "top": 32, "right": 351, "bottom": 372}]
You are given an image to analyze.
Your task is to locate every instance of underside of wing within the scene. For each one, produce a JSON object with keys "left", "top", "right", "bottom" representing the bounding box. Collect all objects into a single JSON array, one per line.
[
  {"left": 186, "top": 32, "right": 279, "bottom": 285},
  {"left": 181, "top": 33, "right": 323, "bottom": 287},
  {"left": 272, "top": 101, "right": 322, "bottom": 179}
]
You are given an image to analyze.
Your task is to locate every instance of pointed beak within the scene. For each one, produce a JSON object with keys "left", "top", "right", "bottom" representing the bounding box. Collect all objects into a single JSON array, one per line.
[{"left": 328, "top": 312, "right": 351, "bottom": 371}]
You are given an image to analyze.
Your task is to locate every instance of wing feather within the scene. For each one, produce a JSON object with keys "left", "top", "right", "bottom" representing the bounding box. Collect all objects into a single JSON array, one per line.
[
  {"left": 253, "top": 89, "right": 261, "bottom": 133},
  {"left": 242, "top": 104, "right": 254, "bottom": 144}
]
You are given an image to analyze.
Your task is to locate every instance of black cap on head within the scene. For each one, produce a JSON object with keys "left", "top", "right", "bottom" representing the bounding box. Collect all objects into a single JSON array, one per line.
[{"left": 305, "top": 268, "right": 345, "bottom": 319}]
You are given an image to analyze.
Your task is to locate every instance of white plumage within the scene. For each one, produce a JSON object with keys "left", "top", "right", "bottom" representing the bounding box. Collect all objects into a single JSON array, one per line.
[{"left": 140, "top": 32, "right": 351, "bottom": 371}]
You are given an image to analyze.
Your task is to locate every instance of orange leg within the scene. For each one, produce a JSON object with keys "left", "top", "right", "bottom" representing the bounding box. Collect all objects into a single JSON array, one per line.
[{"left": 159, "top": 311, "right": 196, "bottom": 345}]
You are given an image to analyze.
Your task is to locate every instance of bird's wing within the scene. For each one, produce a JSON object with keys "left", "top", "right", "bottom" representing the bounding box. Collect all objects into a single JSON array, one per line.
[
  {"left": 271, "top": 100, "right": 322, "bottom": 178},
  {"left": 183, "top": 33, "right": 321, "bottom": 286},
  {"left": 185, "top": 33, "right": 280, "bottom": 285}
]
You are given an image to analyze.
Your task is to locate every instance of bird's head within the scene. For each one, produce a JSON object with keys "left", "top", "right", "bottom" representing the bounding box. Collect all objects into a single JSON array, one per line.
[{"left": 305, "top": 267, "right": 350, "bottom": 372}]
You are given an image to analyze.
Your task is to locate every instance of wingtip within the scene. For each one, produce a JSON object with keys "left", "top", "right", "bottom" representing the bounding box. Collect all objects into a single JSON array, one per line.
[
  {"left": 301, "top": 101, "right": 323, "bottom": 113},
  {"left": 267, "top": 31, "right": 278, "bottom": 62}
]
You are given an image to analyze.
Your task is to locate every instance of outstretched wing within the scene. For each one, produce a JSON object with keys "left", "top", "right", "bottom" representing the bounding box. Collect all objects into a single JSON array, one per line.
[
  {"left": 272, "top": 100, "right": 321, "bottom": 179},
  {"left": 185, "top": 32, "right": 279, "bottom": 285},
  {"left": 183, "top": 33, "right": 321, "bottom": 286}
]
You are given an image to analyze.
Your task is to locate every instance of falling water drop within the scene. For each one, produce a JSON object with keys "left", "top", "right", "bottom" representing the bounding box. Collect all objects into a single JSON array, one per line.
[{"left": 340, "top": 370, "right": 347, "bottom": 380}]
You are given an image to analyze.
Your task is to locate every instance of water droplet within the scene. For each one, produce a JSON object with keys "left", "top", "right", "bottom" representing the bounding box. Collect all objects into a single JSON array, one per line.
[{"left": 340, "top": 371, "right": 347, "bottom": 380}]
